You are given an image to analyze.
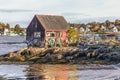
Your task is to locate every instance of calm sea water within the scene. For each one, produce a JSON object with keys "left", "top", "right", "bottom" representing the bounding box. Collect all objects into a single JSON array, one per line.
[
  {"left": 0, "top": 64, "right": 120, "bottom": 80},
  {"left": 0, "top": 36, "right": 120, "bottom": 80},
  {"left": 0, "top": 36, "right": 26, "bottom": 55}
]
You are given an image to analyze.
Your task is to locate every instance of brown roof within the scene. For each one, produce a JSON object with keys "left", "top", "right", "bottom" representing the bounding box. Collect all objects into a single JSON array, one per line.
[
  {"left": 0, "top": 25, "right": 3, "bottom": 29},
  {"left": 36, "top": 14, "right": 69, "bottom": 31}
]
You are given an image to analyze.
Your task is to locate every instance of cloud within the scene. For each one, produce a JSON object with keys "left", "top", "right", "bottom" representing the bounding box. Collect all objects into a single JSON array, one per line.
[
  {"left": 0, "top": 0, "right": 119, "bottom": 28},
  {"left": 0, "top": 12, "right": 35, "bottom": 27},
  {"left": 62, "top": 12, "right": 90, "bottom": 17},
  {"left": 0, "top": 9, "right": 38, "bottom": 13},
  {"left": 9, "top": 20, "right": 29, "bottom": 27},
  {"left": 61, "top": 12, "right": 92, "bottom": 23}
]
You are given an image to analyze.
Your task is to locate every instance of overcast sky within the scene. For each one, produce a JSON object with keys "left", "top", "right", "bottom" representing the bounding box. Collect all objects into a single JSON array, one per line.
[{"left": 0, "top": 0, "right": 120, "bottom": 27}]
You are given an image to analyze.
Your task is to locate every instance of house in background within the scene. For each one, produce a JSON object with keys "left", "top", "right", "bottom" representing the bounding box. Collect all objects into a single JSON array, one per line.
[
  {"left": 110, "top": 26, "right": 118, "bottom": 32},
  {"left": 79, "top": 27, "right": 85, "bottom": 32},
  {"left": 101, "top": 25, "right": 107, "bottom": 32},
  {"left": 0, "top": 25, "right": 4, "bottom": 35},
  {"left": 85, "top": 25, "right": 91, "bottom": 33},
  {"left": 4, "top": 28, "right": 10, "bottom": 36},
  {"left": 26, "top": 14, "right": 69, "bottom": 47},
  {"left": 0, "top": 28, "right": 4, "bottom": 35}
]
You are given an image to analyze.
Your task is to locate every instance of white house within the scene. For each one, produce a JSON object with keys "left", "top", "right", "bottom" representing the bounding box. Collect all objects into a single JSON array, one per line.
[
  {"left": 101, "top": 25, "right": 107, "bottom": 32},
  {"left": 110, "top": 26, "right": 118, "bottom": 32},
  {"left": 79, "top": 27, "right": 85, "bottom": 32},
  {"left": 4, "top": 28, "right": 9, "bottom": 36},
  {"left": 85, "top": 27, "right": 91, "bottom": 33}
]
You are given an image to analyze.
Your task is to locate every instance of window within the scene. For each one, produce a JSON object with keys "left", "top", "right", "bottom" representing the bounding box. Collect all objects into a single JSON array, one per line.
[
  {"left": 34, "top": 32, "right": 41, "bottom": 38},
  {"left": 51, "top": 33, "right": 55, "bottom": 37},
  {"left": 46, "top": 32, "right": 55, "bottom": 37}
]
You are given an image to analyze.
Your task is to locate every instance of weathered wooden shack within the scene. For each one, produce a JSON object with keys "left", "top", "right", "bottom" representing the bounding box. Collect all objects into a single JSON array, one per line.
[{"left": 26, "top": 14, "right": 69, "bottom": 47}]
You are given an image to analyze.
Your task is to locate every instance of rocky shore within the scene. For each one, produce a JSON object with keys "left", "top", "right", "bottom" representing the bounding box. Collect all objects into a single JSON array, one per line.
[{"left": 0, "top": 43, "right": 120, "bottom": 64}]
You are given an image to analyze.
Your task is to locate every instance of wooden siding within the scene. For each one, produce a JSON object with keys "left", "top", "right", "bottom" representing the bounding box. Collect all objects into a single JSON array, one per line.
[
  {"left": 26, "top": 14, "right": 69, "bottom": 47},
  {"left": 26, "top": 16, "right": 45, "bottom": 42}
]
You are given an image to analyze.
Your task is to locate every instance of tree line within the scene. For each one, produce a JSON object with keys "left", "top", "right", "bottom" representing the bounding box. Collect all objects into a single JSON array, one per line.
[{"left": 0, "top": 22, "right": 24, "bottom": 34}]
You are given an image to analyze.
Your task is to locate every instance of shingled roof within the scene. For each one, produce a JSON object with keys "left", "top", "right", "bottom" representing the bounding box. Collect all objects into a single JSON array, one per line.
[{"left": 36, "top": 14, "right": 69, "bottom": 31}]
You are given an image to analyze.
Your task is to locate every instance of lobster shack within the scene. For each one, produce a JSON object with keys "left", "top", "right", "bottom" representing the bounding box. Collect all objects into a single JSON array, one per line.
[{"left": 26, "top": 14, "right": 69, "bottom": 47}]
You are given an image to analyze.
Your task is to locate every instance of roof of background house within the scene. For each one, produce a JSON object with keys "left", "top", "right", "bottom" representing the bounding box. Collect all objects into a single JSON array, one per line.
[
  {"left": 35, "top": 14, "right": 69, "bottom": 31},
  {"left": 0, "top": 25, "right": 3, "bottom": 29}
]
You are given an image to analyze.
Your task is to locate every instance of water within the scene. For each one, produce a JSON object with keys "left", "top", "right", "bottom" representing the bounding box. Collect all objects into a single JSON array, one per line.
[
  {"left": 0, "top": 36, "right": 120, "bottom": 80},
  {"left": 0, "top": 64, "right": 120, "bottom": 80},
  {"left": 0, "top": 36, "right": 26, "bottom": 55}
]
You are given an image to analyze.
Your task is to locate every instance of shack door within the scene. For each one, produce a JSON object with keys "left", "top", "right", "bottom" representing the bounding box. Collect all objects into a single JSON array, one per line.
[
  {"left": 62, "top": 32, "right": 67, "bottom": 42},
  {"left": 33, "top": 32, "right": 42, "bottom": 46}
]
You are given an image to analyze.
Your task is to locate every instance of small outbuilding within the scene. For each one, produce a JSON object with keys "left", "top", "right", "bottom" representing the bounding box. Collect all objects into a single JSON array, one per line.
[{"left": 26, "top": 14, "right": 69, "bottom": 47}]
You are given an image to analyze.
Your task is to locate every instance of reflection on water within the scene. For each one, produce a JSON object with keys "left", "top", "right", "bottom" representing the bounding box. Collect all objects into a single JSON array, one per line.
[
  {"left": 0, "top": 64, "right": 78, "bottom": 80},
  {"left": 0, "top": 64, "right": 120, "bottom": 80},
  {"left": 26, "top": 64, "right": 77, "bottom": 80}
]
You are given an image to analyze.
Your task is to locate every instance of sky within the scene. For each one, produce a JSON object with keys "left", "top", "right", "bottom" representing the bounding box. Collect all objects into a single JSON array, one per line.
[{"left": 0, "top": 0, "right": 120, "bottom": 27}]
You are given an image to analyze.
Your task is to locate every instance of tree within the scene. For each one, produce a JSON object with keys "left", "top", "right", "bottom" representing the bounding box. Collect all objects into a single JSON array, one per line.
[
  {"left": 105, "top": 20, "right": 110, "bottom": 27},
  {"left": 115, "top": 19, "right": 120, "bottom": 26},
  {"left": 68, "top": 29, "right": 78, "bottom": 43},
  {"left": 14, "top": 24, "right": 23, "bottom": 34},
  {"left": 5, "top": 23, "right": 10, "bottom": 29}
]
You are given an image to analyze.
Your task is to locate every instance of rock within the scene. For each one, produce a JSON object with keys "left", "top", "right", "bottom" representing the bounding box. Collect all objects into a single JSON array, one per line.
[
  {"left": 21, "top": 49, "right": 30, "bottom": 56},
  {"left": 36, "top": 57, "right": 47, "bottom": 63},
  {"left": 19, "top": 56, "right": 25, "bottom": 61},
  {"left": 102, "top": 55, "right": 111, "bottom": 62},
  {"left": 39, "top": 52, "right": 48, "bottom": 57},
  {"left": 11, "top": 56, "right": 25, "bottom": 62},
  {"left": 1, "top": 43, "right": 120, "bottom": 64},
  {"left": 63, "top": 51, "right": 70, "bottom": 57},
  {"left": 57, "top": 54, "right": 63, "bottom": 60},
  {"left": 0, "top": 57, "right": 4, "bottom": 61},
  {"left": 58, "top": 59, "right": 68, "bottom": 64},
  {"left": 43, "top": 48, "right": 54, "bottom": 54},
  {"left": 71, "top": 49, "right": 79, "bottom": 56},
  {"left": 27, "top": 47, "right": 47, "bottom": 55},
  {"left": 96, "top": 54, "right": 104, "bottom": 60},
  {"left": 9, "top": 56, "right": 25, "bottom": 61},
  {"left": 65, "top": 56, "right": 73, "bottom": 60},
  {"left": 107, "top": 52, "right": 120, "bottom": 61},
  {"left": 17, "top": 48, "right": 28, "bottom": 55},
  {"left": 50, "top": 55, "right": 58, "bottom": 62},
  {"left": 78, "top": 50, "right": 86, "bottom": 57},
  {"left": 87, "top": 53, "right": 92, "bottom": 58},
  {"left": 45, "top": 56, "right": 52, "bottom": 62},
  {"left": 73, "top": 52, "right": 79, "bottom": 58},
  {"left": 8, "top": 52, "right": 16, "bottom": 58},
  {"left": 28, "top": 56, "right": 40, "bottom": 61},
  {"left": 92, "top": 50, "right": 99, "bottom": 58}
]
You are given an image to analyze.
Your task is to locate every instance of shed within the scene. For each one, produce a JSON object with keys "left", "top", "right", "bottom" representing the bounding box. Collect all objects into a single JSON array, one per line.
[{"left": 26, "top": 14, "right": 69, "bottom": 47}]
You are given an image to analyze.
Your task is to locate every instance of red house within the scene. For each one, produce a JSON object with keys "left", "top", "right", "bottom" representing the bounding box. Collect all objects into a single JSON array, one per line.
[{"left": 26, "top": 14, "right": 69, "bottom": 47}]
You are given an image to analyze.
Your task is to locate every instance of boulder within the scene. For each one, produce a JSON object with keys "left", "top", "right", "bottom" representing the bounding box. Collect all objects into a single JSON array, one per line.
[
  {"left": 8, "top": 52, "right": 16, "bottom": 58},
  {"left": 57, "top": 54, "right": 63, "bottom": 60},
  {"left": 28, "top": 47, "right": 47, "bottom": 55}
]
